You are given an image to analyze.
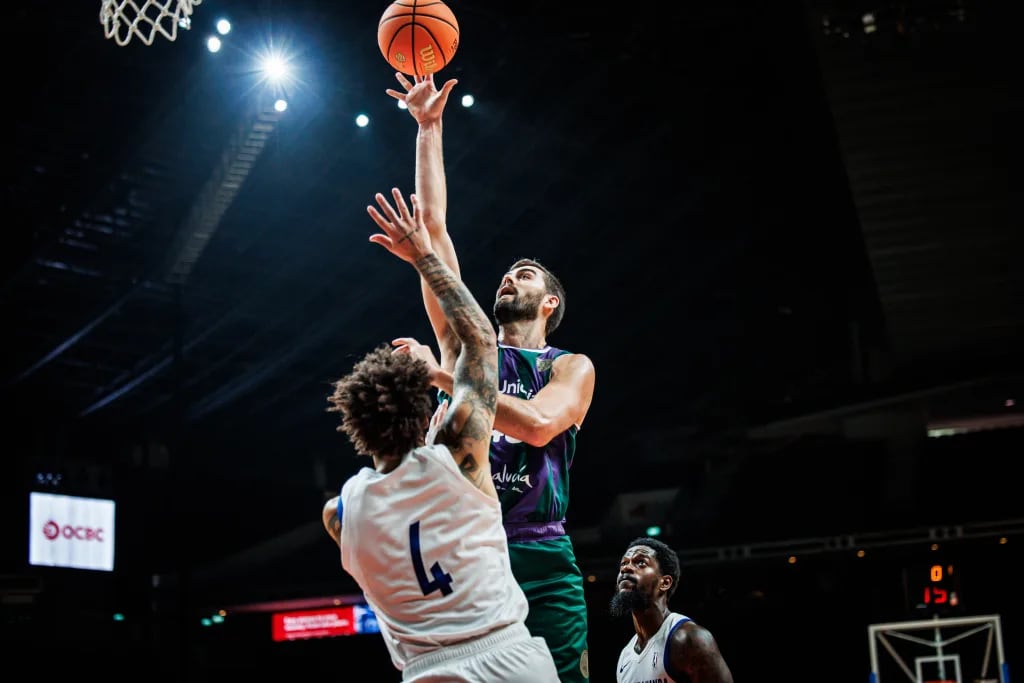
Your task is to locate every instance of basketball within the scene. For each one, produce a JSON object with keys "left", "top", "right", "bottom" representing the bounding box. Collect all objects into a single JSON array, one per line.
[{"left": 377, "top": 0, "right": 459, "bottom": 77}]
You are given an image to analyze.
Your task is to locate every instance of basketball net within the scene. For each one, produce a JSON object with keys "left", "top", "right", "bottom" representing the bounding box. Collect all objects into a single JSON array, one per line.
[{"left": 99, "top": 0, "right": 203, "bottom": 46}]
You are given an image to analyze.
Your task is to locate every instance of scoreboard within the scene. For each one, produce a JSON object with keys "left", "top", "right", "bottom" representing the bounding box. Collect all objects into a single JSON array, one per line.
[{"left": 903, "top": 561, "right": 962, "bottom": 616}]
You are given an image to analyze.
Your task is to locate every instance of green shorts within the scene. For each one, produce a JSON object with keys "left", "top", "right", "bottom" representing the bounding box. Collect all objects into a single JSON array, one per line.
[{"left": 508, "top": 536, "right": 590, "bottom": 682}]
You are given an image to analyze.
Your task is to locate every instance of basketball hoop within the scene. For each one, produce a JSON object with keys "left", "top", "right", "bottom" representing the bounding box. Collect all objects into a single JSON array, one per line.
[{"left": 99, "top": 0, "right": 203, "bottom": 47}]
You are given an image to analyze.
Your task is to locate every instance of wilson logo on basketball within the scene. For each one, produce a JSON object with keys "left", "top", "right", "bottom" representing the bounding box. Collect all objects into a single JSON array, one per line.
[{"left": 419, "top": 45, "right": 437, "bottom": 73}]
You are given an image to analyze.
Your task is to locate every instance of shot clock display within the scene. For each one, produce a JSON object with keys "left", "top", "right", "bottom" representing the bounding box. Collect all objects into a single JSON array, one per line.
[{"left": 904, "top": 561, "right": 962, "bottom": 615}]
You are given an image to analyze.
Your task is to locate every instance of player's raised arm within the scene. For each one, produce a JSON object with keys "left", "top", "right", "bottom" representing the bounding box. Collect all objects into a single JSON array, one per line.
[
  {"left": 387, "top": 72, "right": 463, "bottom": 373},
  {"left": 366, "top": 188, "right": 497, "bottom": 485}
]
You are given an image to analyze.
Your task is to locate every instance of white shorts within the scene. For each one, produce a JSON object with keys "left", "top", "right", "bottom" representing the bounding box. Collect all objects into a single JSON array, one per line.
[{"left": 402, "top": 622, "right": 559, "bottom": 682}]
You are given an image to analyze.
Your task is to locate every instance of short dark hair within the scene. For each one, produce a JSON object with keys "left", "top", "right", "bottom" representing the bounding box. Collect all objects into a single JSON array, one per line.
[
  {"left": 625, "top": 536, "right": 681, "bottom": 600},
  {"left": 326, "top": 343, "right": 434, "bottom": 459},
  {"left": 508, "top": 258, "right": 566, "bottom": 336}
]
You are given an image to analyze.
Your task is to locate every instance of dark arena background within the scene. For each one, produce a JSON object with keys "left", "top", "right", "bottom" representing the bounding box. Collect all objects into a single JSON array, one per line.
[{"left": 2, "top": 1, "right": 1019, "bottom": 681}]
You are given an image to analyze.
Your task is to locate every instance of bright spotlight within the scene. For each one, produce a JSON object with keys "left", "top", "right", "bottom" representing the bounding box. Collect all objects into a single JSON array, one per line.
[
  {"left": 216, "top": 18, "right": 231, "bottom": 35},
  {"left": 259, "top": 54, "right": 291, "bottom": 83},
  {"left": 274, "top": 99, "right": 288, "bottom": 112},
  {"left": 206, "top": 36, "right": 222, "bottom": 53},
  {"left": 250, "top": 42, "right": 302, "bottom": 93},
  {"left": 397, "top": 100, "right": 408, "bottom": 110},
  {"left": 355, "top": 113, "right": 370, "bottom": 128},
  {"left": 461, "top": 94, "right": 475, "bottom": 108}
]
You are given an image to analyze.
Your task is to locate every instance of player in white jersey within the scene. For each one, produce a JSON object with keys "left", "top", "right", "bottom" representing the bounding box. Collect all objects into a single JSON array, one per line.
[
  {"left": 611, "top": 537, "right": 734, "bottom": 683},
  {"left": 321, "top": 187, "right": 559, "bottom": 683}
]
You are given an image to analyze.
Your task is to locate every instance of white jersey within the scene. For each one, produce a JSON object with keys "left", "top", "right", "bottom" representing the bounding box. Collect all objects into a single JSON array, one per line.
[
  {"left": 616, "top": 612, "right": 691, "bottom": 683},
  {"left": 338, "top": 443, "right": 530, "bottom": 671}
]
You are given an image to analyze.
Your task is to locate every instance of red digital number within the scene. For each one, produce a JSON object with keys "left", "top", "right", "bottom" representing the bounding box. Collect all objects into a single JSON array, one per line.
[{"left": 923, "top": 587, "right": 948, "bottom": 604}]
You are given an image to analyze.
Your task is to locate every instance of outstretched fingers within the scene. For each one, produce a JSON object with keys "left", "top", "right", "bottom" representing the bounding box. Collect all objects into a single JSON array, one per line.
[
  {"left": 366, "top": 200, "right": 396, "bottom": 250},
  {"left": 366, "top": 189, "right": 423, "bottom": 256},
  {"left": 438, "top": 77, "right": 458, "bottom": 98},
  {"left": 374, "top": 191, "right": 399, "bottom": 219},
  {"left": 387, "top": 72, "right": 413, "bottom": 102},
  {"left": 367, "top": 232, "right": 394, "bottom": 251},
  {"left": 395, "top": 72, "right": 413, "bottom": 89},
  {"left": 390, "top": 187, "right": 412, "bottom": 219},
  {"left": 366, "top": 202, "right": 391, "bottom": 231}
]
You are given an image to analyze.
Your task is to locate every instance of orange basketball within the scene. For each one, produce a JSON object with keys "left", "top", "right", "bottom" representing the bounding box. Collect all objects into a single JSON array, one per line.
[{"left": 377, "top": 0, "right": 459, "bottom": 76}]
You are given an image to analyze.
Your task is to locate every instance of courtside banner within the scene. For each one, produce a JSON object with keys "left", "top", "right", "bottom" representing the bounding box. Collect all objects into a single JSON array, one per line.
[
  {"left": 271, "top": 604, "right": 379, "bottom": 641},
  {"left": 28, "top": 492, "right": 115, "bottom": 572}
]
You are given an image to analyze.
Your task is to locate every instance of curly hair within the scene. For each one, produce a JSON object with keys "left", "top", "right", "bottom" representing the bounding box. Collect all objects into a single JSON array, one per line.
[
  {"left": 626, "top": 536, "right": 681, "bottom": 600},
  {"left": 326, "top": 344, "right": 435, "bottom": 459},
  {"left": 508, "top": 258, "right": 566, "bottom": 336}
]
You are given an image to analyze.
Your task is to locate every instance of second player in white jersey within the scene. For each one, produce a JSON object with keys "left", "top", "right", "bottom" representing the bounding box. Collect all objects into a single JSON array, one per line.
[
  {"left": 611, "top": 537, "right": 733, "bottom": 683},
  {"left": 616, "top": 612, "right": 690, "bottom": 683}
]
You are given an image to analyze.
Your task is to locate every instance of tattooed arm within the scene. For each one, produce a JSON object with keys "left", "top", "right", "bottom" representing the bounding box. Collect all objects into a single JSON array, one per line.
[
  {"left": 366, "top": 188, "right": 498, "bottom": 495},
  {"left": 321, "top": 496, "right": 342, "bottom": 551},
  {"left": 668, "top": 620, "right": 734, "bottom": 683},
  {"left": 415, "top": 250, "right": 498, "bottom": 493}
]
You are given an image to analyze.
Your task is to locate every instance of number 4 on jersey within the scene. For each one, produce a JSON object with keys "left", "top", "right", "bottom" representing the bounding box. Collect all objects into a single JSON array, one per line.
[{"left": 410, "top": 521, "right": 454, "bottom": 596}]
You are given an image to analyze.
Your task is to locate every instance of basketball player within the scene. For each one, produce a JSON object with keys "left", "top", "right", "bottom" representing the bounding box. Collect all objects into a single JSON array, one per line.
[
  {"left": 611, "top": 537, "right": 734, "bottom": 683},
  {"left": 384, "top": 72, "right": 596, "bottom": 682},
  {"left": 321, "top": 187, "right": 559, "bottom": 683}
]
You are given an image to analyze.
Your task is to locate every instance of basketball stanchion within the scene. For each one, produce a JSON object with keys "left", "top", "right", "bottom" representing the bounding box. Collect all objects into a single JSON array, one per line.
[{"left": 99, "top": 0, "right": 203, "bottom": 47}]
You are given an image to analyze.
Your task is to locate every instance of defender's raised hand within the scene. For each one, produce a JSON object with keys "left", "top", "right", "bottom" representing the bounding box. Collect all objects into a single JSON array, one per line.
[{"left": 367, "top": 188, "right": 433, "bottom": 264}]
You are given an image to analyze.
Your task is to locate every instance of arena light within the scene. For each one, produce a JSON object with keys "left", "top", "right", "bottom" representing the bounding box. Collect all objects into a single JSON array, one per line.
[{"left": 259, "top": 53, "right": 291, "bottom": 84}]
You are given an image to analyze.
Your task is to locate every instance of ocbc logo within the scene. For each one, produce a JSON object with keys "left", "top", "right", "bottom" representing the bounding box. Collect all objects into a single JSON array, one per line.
[{"left": 42, "top": 519, "right": 105, "bottom": 542}]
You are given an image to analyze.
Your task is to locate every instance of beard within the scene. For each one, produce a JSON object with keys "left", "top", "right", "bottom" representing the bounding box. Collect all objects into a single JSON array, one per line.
[
  {"left": 609, "top": 588, "right": 652, "bottom": 618},
  {"left": 493, "top": 290, "right": 543, "bottom": 326}
]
